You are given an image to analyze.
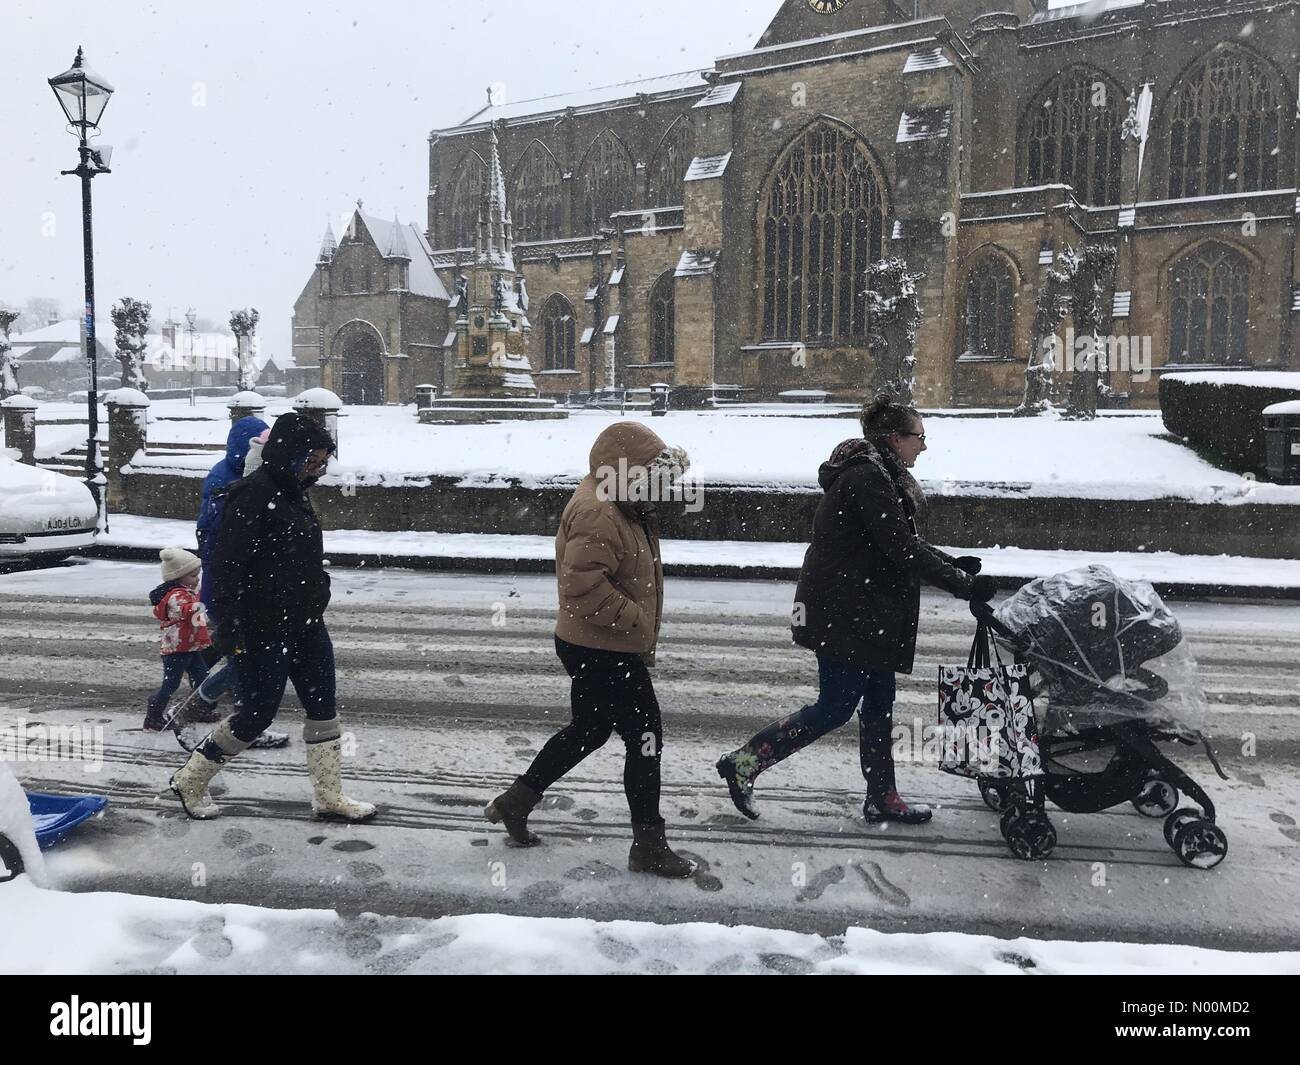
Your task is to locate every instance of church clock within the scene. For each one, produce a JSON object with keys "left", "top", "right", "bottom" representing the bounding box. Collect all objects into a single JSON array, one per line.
[{"left": 805, "top": 0, "right": 849, "bottom": 12}]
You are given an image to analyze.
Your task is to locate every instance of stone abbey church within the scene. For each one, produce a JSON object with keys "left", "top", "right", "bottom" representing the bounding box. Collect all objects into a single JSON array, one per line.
[{"left": 293, "top": 0, "right": 1300, "bottom": 407}]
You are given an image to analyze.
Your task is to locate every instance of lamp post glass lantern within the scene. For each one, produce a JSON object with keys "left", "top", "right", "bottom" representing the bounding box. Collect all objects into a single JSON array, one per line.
[{"left": 49, "top": 45, "right": 114, "bottom": 529}]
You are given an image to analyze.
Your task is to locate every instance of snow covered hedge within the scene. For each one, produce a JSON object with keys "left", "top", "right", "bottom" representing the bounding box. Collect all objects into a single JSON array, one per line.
[{"left": 1160, "top": 371, "right": 1300, "bottom": 476}]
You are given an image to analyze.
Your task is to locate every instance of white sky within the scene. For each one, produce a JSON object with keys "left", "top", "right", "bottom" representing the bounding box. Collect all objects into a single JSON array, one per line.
[{"left": 1, "top": 0, "right": 776, "bottom": 358}]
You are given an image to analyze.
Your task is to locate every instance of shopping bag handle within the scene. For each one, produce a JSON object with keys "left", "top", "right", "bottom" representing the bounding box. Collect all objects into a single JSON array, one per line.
[{"left": 967, "top": 618, "right": 991, "bottom": 669}]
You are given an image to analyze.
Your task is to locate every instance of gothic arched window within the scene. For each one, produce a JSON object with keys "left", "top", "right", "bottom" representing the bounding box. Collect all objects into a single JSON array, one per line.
[
  {"left": 647, "top": 117, "right": 692, "bottom": 208},
  {"left": 578, "top": 130, "right": 636, "bottom": 232},
  {"left": 342, "top": 267, "right": 354, "bottom": 294},
  {"left": 542, "top": 294, "right": 576, "bottom": 371},
  {"left": 760, "top": 120, "right": 886, "bottom": 342},
  {"left": 1022, "top": 69, "right": 1123, "bottom": 205},
  {"left": 1167, "top": 49, "right": 1284, "bottom": 199},
  {"left": 963, "top": 254, "right": 1017, "bottom": 359},
  {"left": 512, "top": 142, "right": 563, "bottom": 243},
  {"left": 649, "top": 273, "right": 675, "bottom": 363},
  {"left": 1169, "top": 243, "right": 1250, "bottom": 365},
  {"left": 447, "top": 152, "right": 485, "bottom": 248}
]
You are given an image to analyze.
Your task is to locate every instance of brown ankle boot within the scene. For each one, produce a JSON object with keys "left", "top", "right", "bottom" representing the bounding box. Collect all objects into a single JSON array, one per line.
[
  {"left": 484, "top": 779, "right": 542, "bottom": 846},
  {"left": 628, "top": 822, "right": 695, "bottom": 878}
]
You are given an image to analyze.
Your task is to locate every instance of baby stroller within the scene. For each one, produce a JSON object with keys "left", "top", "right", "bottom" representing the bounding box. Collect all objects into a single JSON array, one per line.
[{"left": 969, "top": 565, "right": 1228, "bottom": 869}]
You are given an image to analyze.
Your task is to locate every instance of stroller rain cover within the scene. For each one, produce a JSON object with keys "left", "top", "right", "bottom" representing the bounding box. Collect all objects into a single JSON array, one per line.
[{"left": 993, "top": 565, "right": 1208, "bottom": 736}]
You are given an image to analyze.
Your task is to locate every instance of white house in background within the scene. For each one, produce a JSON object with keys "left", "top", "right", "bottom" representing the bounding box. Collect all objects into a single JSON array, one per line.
[
  {"left": 7, "top": 318, "right": 115, "bottom": 398},
  {"left": 142, "top": 323, "right": 298, "bottom": 391},
  {"left": 143, "top": 321, "right": 241, "bottom": 388}
]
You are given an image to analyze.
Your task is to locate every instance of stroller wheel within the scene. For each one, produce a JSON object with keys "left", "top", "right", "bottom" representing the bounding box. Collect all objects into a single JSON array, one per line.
[
  {"left": 1163, "top": 807, "right": 1201, "bottom": 848},
  {"left": 1133, "top": 777, "right": 1180, "bottom": 818},
  {"left": 1173, "top": 819, "right": 1227, "bottom": 870},
  {"left": 1006, "top": 814, "right": 1057, "bottom": 861},
  {"left": 979, "top": 778, "right": 1009, "bottom": 812},
  {"left": 999, "top": 804, "right": 1025, "bottom": 839}
]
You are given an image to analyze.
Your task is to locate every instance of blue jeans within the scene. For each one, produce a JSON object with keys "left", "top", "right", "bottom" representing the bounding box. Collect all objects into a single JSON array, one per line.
[
  {"left": 149, "top": 652, "right": 210, "bottom": 712},
  {"left": 227, "top": 621, "right": 337, "bottom": 743},
  {"left": 743, "top": 657, "right": 899, "bottom": 797},
  {"left": 197, "top": 661, "right": 238, "bottom": 703}
]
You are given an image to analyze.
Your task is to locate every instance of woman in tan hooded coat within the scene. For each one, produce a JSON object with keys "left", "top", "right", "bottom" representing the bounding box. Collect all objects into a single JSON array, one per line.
[{"left": 485, "top": 421, "right": 695, "bottom": 878}]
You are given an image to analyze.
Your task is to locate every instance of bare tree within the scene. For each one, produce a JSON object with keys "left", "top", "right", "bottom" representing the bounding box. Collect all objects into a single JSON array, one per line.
[
  {"left": 1064, "top": 243, "right": 1119, "bottom": 420},
  {"left": 865, "top": 257, "right": 923, "bottom": 406},
  {"left": 229, "top": 308, "right": 261, "bottom": 391},
  {"left": 111, "top": 297, "right": 152, "bottom": 391},
  {"left": 0, "top": 309, "right": 21, "bottom": 398},
  {"left": 1014, "top": 249, "right": 1077, "bottom": 417}
]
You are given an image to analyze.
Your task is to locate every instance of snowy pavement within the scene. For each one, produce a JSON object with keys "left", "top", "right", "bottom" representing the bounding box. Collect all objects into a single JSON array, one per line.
[
  {"left": 90, "top": 514, "right": 1300, "bottom": 595},
  {"left": 3, "top": 877, "right": 1296, "bottom": 975},
  {"left": 1, "top": 562, "right": 1298, "bottom": 962}
]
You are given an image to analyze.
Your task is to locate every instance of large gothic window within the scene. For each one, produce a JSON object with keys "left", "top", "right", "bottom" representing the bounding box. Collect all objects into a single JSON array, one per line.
[
  {"left": 1169, "top": 244, "right": 1250, "bottom": 365},
  {"left": 542, "top": 295, "right": 576, "bottom": 370},
  {"left": 647, "top": 117, "right": 692, "bottom": 208},
  {"left": 649, "top": 273, "right": 675, "bottom": 363},
  {"left": 1022, "top": 69, "right": 1122, "bottom": 205},
  {"left": 512, "top": 142, "right": 563, "bottom": 243},
  {"left": 578, "top": 130, "right": 636, "bottom": 232},
  {"left": 760, "top": 121, "right": 886, "bottom": 342},
  {"left": 1167, "top": 49, "right": 1284, "bottom": 199},
  {"left": 446, "top": 152, "right": 485, "bottom": 248},
  {"left": 963, "top": 253, "right": 1016, "bottom": 359}
]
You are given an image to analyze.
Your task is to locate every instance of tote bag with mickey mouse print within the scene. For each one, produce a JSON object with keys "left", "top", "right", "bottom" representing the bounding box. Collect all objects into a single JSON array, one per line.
[{"left": 938, "top": 620, "right": 1042, "bottom": 779}]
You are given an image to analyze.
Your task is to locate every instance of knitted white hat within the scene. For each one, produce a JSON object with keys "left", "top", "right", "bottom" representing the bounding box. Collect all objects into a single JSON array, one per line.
[{"left": 160, "top": 546, "right": 201, "bottom": 582}]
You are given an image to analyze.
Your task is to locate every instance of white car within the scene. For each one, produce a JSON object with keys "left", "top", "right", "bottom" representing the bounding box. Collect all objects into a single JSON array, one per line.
[{"left": 0, "top": 454, "right": 98, "bottom": 560}]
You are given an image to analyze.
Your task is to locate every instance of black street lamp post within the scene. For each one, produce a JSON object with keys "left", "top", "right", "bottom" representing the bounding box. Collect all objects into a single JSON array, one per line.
[{"left": 49, "top": 46, "right": 114, "bottom": 526}]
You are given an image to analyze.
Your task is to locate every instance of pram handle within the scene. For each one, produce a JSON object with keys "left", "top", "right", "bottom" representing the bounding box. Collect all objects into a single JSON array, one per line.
[{"left": 969, "top": 600, "right": 1028, "bottom": 651}]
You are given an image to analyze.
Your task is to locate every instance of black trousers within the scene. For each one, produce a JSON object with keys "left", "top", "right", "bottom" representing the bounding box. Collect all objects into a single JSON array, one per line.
[{"left": 520, "top": 636, "right": 664, "bottom": 825}]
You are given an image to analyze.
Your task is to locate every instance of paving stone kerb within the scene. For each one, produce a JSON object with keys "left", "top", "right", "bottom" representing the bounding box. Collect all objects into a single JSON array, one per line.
[{"left": 108, "top": 468, "right": 1299, "bottom": 560}]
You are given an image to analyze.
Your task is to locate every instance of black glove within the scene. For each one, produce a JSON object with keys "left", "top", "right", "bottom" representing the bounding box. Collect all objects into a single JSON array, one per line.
[
  {"left": 969, "top": 575, "right": 998, "bottom": 604},
  {"left": 210, "top": 623, "right": 244, "bottom": 660},
  {"left": 954, "top": 555, "right": 983, "bottom": 575}
]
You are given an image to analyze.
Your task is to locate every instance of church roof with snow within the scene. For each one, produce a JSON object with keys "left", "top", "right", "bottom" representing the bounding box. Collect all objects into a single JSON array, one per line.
[
  {"left": 1029, "top": 0, "right": 1146, "bottom": 23},
  {"left": 442, "top": 70, "right": 711, "bottom": 133},
  {"left": 354, "top": 211, "right": 450, "bottom": 301}
]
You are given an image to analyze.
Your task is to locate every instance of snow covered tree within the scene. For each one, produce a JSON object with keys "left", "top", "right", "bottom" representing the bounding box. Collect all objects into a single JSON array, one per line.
[
  {"left": 1014, "top": 250, "right": 1077, "bottom": 417},
  {"left": 110, "top": 297, "right": 151, "bottom": 392},
  {"left": 1063, "top": 243, "right": 1118, "bottom": 421},
  {"left": 865, "top": 257, "right": 923, "bottom": 406},
  {"left": 229, "top": 308, "right": 260, "bottom": 392},
  {"left": 0, "top": 308, "right": 20, "bottom": 398}
]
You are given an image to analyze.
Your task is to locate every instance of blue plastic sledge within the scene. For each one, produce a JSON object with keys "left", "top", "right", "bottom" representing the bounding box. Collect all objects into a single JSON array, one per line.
[{"left": 27, "top": 792, "right": 108, "bottom": 850}]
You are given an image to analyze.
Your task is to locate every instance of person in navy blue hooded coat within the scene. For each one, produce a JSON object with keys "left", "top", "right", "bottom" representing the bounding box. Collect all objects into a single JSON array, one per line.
[{"left": 197, "top": 416, "right": 269, "bottom": 608}]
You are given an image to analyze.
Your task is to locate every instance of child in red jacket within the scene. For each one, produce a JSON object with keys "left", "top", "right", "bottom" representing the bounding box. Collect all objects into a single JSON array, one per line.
[{"left": 144, "top": 547, "right": 213, "bottom": 731}]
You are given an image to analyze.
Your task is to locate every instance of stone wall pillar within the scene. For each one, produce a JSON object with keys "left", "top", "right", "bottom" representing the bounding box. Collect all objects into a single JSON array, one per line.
[
  {"left": 227, "top": 390, "right": 267, "bottom": 424},
  {"left": 105, "top": 388, "right": 150, "bottom": 510},
  {"left": 292, "top": 388, "right": 343, "bottom": 456},
  {"left": 1, "top": 395, "right": 38, "bottom": 464}
]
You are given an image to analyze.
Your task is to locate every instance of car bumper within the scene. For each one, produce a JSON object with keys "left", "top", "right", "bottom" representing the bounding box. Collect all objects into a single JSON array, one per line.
[{"left": 0, "top": 529, "right": 97, "bottom": 558}]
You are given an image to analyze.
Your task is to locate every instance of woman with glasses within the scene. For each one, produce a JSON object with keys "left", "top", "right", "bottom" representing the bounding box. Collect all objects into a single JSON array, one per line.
[{"left": 716, "top": 393, "right": 997, "bottom": 824}]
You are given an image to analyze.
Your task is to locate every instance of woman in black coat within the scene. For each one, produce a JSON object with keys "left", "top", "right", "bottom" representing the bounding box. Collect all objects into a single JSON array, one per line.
[{"left": 716, "top": 395, "right": 997, "bottom": 823}]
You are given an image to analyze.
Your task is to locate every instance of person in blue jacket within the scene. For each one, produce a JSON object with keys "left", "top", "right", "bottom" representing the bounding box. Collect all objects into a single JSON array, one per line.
[{"left": 197, "top": 417, "right": 269, "bottom": 607}]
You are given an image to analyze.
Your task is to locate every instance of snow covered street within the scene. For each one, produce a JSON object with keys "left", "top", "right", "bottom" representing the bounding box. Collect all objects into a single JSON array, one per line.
[{"left": 2, "top": 560, "right": 1298, "bottom": 959}]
